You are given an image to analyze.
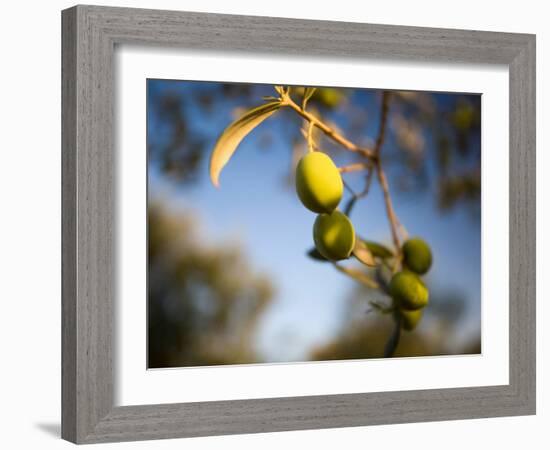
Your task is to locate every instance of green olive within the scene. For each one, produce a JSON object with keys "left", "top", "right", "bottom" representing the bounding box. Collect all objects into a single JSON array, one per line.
[
  {"left": 402, "top": 238, "right": 432, "bottom": 275},
  {"left": 295, "top": 152, "right": 343, "bottom": 214},
  {"left": 398, "top": 308, "right": 423, "bottom": 331},
  {"left": 389, "top": 271, "right": 429, "bottom": 310},
  {"left": 315, "top": 88, "right": 344, "bottom": 108},
  {"left": 453, "top": 103, "right": 475, "bottom": 130},
  {"left": 313, "top": 211, "right": 355, "bottom": 261}
]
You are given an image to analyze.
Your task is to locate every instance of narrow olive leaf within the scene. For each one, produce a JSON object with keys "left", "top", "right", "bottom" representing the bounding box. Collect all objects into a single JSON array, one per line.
[
  {"left": 345, "top": 268, "right": 379, "bottom": 289},
  {"left": 209, "top": 101, "right": 281, "bottom": 187},
  {"left": 302, "top": 87, "right": 317, "bottom": 108},
  {"left": 334, "top": 264, "right": 379, "bottom": 289},
  {"left": 307, "top": 247, "right": 330, "bottom": 262},
  {"left": 359, "top": 238, "right": 394, "bottom": 259},
  {"left": 353, "top": 239, "right": 377, "bottom": 267},
  {"left": 368, "top": 300, "right": 394, "bottom": 314},
  {"left": 274, "top": 86, "right": 285, "bottom": 96},
  {"left": 303, "top": 87, "right": 317, "bottom": 102},
  {"left": 365, "top": 241, "right": 394, "bottom": 258}
]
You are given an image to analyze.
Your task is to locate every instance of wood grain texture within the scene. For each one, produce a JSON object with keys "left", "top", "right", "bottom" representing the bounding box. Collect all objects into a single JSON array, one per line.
[
  {"left": 61, "top": 7, "right": 77, "bottom": 443},
  {"left": 61, "top": 4, "right": 536, "bottom": 444},
  {"left": 508, "top": 36, "right": 536, "bottom": 409},
  {"left": 62, "top": 5, "right": 115, "bottom": 442}
]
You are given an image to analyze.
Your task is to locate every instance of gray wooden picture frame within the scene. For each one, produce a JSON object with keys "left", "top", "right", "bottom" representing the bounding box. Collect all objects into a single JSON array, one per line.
[{"left": 61, "top": 4, "right": 536, "bottom": 444}]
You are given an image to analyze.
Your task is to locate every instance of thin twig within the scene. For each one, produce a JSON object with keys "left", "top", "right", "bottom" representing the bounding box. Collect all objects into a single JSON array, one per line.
[
  {"left": 302, "top": 87, "right": 316, "bottom": 110},
  {"left": 372, "top": 92, "right": 406, "bottom": 358},
  {"left": 344, "top": 167, "right": 374, "bottom": 216},
  {"left": 342, "top": 179, "right": 357, "bottom": 197},
  {"left": 282, "top": 94, "right": 376, "bottom": 160},
  {"left": 373, "top": 92, "right": 401, "bottom": 257},
  {"left": 377, "top": 166, "right": 401, "bottom": 256},
  {"left": 359, "top": 167, "right": 375, "bottom": 197},
  {"left": 339, "top": 162, "right": 371, "bottom": 173},
  {"left": 374, "top": 92, "right": 391, "bottom": 155}
]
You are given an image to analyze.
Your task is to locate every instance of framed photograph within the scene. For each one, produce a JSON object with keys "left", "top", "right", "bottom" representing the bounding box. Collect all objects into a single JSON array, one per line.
[{"left": 61, "top": 5, "right": 536, "bottom": 444}]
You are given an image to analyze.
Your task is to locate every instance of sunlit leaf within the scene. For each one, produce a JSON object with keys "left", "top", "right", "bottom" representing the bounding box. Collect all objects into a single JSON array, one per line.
[
  {"left": 361, "top": 239, "right": 394, "bottom": 259},
  {"left": 302, "top": 87, "right": 317, "bottom": 108},
  {"left": 303, "top": 87, "right": 317, "bottom": 100},
  {"left": 314, "top": 88, "right": 345, "bottom": 109},
  {"left": 334, "top": 264, "right": 379, "bottom": 289},
  {"left": 352, "top": 240, "right": 377, "bottom": 267},
  {"left": 209, "top": 101, "right": 281, "bottom": 187}
]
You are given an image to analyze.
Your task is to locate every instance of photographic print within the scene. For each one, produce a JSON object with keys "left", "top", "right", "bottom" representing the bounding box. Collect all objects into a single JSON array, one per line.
[{"left": 147, "top": 81, "right": 481, "bottom": 369}]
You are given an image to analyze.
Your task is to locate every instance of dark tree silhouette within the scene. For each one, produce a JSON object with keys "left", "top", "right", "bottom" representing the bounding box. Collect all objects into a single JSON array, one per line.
[{"left": 148, "top": 203, "right": 274, "bottom": 367}]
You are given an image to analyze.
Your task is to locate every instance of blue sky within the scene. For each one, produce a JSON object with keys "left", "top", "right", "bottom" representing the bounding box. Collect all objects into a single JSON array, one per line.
[{"left": 147, "top": 80, "right": 481, "bottom": 361}]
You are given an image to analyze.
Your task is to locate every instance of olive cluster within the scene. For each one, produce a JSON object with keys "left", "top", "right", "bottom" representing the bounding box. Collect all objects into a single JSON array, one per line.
[
  {"left": 295, "top": 152, "right": 355, "bottom": 261},
  {"left": 295, "top": 151, "right": 433, "bottom": 332},
  {"left": 390, "top": 238, "right": 432, "bottom": 331}
]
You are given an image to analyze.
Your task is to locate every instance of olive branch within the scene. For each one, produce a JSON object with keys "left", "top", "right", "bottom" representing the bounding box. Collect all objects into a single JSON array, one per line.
[{"left": 209, "top": 86, "right": 432, "bottom": 358}]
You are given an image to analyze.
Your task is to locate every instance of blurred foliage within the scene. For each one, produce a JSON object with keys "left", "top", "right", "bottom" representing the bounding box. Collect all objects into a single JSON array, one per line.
[
  {"left": 149, "top": 94, "right": 203, "bottom": 182},
  {"left": 148, "top": 202, "right": 274, "bottom": 367},
  {"left": 149, "top": 82, "right": 481, "bottom": 215},
  {"left": 310, "top": 283, "right": 480, "bottom": 360},
  {"left": 148, "top": 83, "right": 253, "bottom": 184},
  {"left": 390, "top": 92, "right": 481, "bottom": 213}
]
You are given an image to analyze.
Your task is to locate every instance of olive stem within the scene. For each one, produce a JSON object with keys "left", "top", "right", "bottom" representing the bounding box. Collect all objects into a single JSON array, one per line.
[
  {"left": 344, "top": 166, "right": 375, "bottom": 217},
  {"left": 306, "top": 120, "right": 315, "bottom": 153},
  {"left": 384, "top": 314, "right": 402, "bottom": 357}
]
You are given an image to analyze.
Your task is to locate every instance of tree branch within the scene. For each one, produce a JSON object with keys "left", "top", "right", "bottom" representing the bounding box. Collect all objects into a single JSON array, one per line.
[
  {"left": 344, "top": 167, "right": 374, "bottom": 216},
  {"left": 372, "top": 92, "right": 405, "bottom": 358},
  {"left": 374, "top": 92, "right": 391, "bottom": 155},
  {"left": 373, "top": 92, "right": 401, "bottom": 258},
  {"left": 282, "top": 93, "right": 376, "bottom": 160},
  {"left": 339, "top": 162, "right": 371, "bottom": 173},
  {"left": 376, "top": 165, "right": 401, "bottom": 256},
  {"left": 290, "top": 88, "right": 404, "bottom": 359}
]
